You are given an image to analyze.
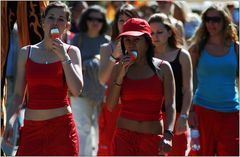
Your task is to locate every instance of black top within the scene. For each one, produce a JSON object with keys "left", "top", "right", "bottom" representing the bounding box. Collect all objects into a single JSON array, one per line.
[{"left": 162, "top": 49, "right": 183, "bottom": 113}]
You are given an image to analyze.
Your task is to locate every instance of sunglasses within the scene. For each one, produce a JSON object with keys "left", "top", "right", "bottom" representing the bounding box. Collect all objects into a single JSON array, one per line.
[
  {"left": 205, "top": 16, "right": 222, "bottom": 23},
  {"left": 87, "top": 17, "right": 104, "bottom": 23}
]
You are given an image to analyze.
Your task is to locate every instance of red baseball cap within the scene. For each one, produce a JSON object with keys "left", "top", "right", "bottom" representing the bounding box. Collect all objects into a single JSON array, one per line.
[{"left": 117, "top": 18, "right": 152, "bottom": 39}]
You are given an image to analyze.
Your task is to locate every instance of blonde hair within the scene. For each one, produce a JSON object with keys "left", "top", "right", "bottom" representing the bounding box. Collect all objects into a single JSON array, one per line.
[{"left": 189, "top": 4, "right": 238, "bottom": 54}]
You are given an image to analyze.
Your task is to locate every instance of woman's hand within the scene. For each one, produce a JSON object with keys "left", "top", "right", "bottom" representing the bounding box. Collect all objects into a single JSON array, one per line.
[
  {"left": 158, "top": 130, "right": 173, "bottom": 155},
  {"left": 3, "top": 122, "right": 14, "bottom": 146},
  {"left": 112, "top": 42, "right": 122, "bottom": 59},
  {"left": 188, "top": 111, "right": 198, "bottom": 129},
  {"left": 175, "top": 116, "right": 188, "bottom": 135},
  {"left": 118, "top": 54, "right": 134, "bottom": 78},
  {"left": 52, "top": 38, "right": 69, "bottom": 61},
  {"left": 159, "top": 138, "right": 172, "bottom": 155}
]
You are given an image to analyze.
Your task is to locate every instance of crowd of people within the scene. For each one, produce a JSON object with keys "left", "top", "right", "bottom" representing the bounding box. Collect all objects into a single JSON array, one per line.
[{"left": 1, "top": 0, "right": 239, "bottom": 156}]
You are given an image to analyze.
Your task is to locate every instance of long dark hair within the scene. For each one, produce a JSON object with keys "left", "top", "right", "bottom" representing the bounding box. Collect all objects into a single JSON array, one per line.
[
  {"left": 111, "top": 3, "right": 139, "bottom": 41},
  {"left": 78, "top": 5, "right": 108, "bottom": 35},
  {"left": 120, "top": 34, "right": 156, "bottom": 73}
]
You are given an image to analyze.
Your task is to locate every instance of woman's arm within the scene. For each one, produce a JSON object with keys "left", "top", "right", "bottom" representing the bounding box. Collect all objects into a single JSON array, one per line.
[
  {"left": 175, "top": 49, "right": 193, "bottom": 135},
  {"left": 161, "top": 61, "right": 176, "bottom": 132},
  {"left": 4, "top": 46, "right": 28, "bottom": 145},
  {"left": 159, "top": 61, "right": 176, "bottom": 155},
  {"left": 105, "top": 64, "right": 123, "bottom": 111},
  {"left": 188, "top": 45, "right": 200, "bottom": 128},
  {"left": 61, "top": 45, "right": 83, "bottom": 96},
  {"left": 106, "top": 55, "right": 131, "bottom": 111},
  {"left": 234, "top": 42, "right": 239, "bottom": 93},
  {"left": 99, "top": 42, "right": 122, "bottom": 85},
  {"left": 52, "top": 38, "right": 83, "bottom": 96}
]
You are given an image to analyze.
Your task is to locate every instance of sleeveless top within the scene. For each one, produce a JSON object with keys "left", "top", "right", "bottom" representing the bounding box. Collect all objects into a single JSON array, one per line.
[
  {"left": 120, "top": 74, "right": 164, "bottom": 121},
  {"left": 162, "top": 50, "right": 183, "bottom": 113},
  {"left": 193, "top": 42, "right": 239, "bottom": 112},
  {"left": 25, "top": 46, "right": 71, "bottom": 109}
]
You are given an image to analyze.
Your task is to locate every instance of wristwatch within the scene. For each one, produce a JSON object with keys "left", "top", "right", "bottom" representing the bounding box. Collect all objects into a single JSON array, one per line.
[{"left": 180, "top": 114, "right": 188, "bottom": 120}]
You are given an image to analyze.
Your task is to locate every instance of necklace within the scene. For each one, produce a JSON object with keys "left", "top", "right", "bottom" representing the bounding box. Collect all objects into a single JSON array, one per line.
[
  {"left": 40, "top": 41, "right": 53, "bottom": 64},
  {"left": 42, "top": 52, "right": 50, "bottom": 64}
]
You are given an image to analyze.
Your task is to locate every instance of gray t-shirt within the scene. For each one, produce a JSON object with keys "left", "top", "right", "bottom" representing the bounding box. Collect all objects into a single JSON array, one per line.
[
  {"left": 70, "top": 32, "right": 110, "bottom": 102},
  {"left": 71, "top": 32, "right": 110, "bottom": 61}
]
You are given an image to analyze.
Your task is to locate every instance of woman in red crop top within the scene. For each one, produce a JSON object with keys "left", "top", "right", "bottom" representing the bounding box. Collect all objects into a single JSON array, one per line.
[
  {"left": 3, "top": 2, "right": 83, "bottom": 156},
  {"left": 98, "top": 4, "right": 139, "bottom": 156},
  {"left": 106, "top": 18, "right": 176, "bottom": 156}
]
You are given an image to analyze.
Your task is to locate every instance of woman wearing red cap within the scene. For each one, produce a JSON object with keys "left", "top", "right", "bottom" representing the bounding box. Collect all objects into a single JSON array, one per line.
[
  {"left": 106, "top": 18, "right": 176, "bottom": 155},
  {"left": 3, "top": 2, "right": 83, "bottom": 155},
  {"left": 98, "top": 3, "right": 139, "bottom": 156}
]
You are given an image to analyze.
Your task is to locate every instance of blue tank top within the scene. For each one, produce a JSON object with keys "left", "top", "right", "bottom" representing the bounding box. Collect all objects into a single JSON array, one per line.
[{"left": 193, "top": 42, "right": 239, "bottom": 112}]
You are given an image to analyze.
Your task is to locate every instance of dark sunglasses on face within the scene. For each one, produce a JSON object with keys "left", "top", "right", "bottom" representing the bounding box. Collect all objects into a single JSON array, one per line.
[
  {"left": 87, "top": 17, "right": 104, "bottom": 23},
  {"left": 205, "top": 16, "right": 222, "bottom": 23}
]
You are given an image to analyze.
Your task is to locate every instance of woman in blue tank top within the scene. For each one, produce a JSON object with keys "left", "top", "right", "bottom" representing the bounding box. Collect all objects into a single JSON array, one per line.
[{"left": 188, "top": 4, "right": 239, "bottom": 156}]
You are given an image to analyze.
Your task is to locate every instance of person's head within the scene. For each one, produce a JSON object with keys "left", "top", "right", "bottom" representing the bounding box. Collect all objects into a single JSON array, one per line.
[
  {"left": 69, "top": 1, "right": 88, "bottom": 22},
  {"left": 41, "top": 1, "right": 71, "bottom": 39},
  {"left": 117, "top": 18, "right": 156, "bottom": 72},
  {"left": 111, "top": 3, "right": 139, "bottom": 41},
  {"left": 78, "top": 5, "right": 108, "bottom": 35},
  {"left": 190, "top": 4, "right": 238, "bottom": 51},
  {"left": 139, "top": 1, "right": 159, "bottom": 20},
  {"left": 157, "top": 0, "right": 174, "bottom": 15},
  {"left": 173, "top": 1, "right": 188, "bottom": 23},
  {"left": 148, "top": 13, "right": 181, "bottom": 49}
]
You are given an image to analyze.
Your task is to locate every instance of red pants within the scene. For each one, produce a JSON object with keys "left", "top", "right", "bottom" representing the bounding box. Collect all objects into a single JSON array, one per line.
[
  {"left": 195, "top": 105, "right": 239, "bottom": 156},
  {"left": 16, "top": 113, "right": 79, "bottom": 156},
  {"left": 162, "top": 113, "right": 188, "bottom": 156},
  {"left": 97, "top": 103, "right": 121, "bottom": 156},
  {"left": 112, "top": 128, "right": 163, "bottom": 156}
]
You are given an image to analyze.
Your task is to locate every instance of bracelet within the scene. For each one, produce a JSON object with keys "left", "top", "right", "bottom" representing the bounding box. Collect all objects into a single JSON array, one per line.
[
  {"left": 109, "top": 54, "right": 119, "bottom": 63},
  {"left": 62, "top": 59, "right": 72, "bottom": 64},
  {"left": 164, "top": 129, "right": 174, "bottom": 137},
  {"left": 113, "top": 81, "right": 122, "bottom": 86},
  {"left": 180, "top": 114, "right": 188, "bottom": 120}
]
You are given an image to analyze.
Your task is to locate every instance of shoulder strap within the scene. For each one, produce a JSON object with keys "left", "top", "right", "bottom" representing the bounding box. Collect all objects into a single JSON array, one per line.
[
  {"left": 27, "top": 45, "right": 31, "bottom": 58},
  {"left": 234, "top": 42, "right": 239, "bottom": 77},
  {"left": 234, "top": 41, "right": 239, "bottom": 56},
  {"left": 67, "top": 45, "right": 71, "bottom": 53},
  {"left": 176, "top": 48, "right": 181, "bottom": 59}
]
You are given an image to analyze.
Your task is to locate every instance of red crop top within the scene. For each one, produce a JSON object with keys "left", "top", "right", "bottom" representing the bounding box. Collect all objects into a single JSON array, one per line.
[
  {"left": 25, "top": 46, "right": 71, "bottom": 109},
  {"left": 120, "top": 74, "right": 164, "bottom": 121}
]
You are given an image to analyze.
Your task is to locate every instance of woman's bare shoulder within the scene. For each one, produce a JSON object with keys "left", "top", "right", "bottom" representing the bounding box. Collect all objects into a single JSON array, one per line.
[
  {"left": 153, "top": 57, "right": 171, "bottom": 69},
  {"left": 100, "top": 42, "right": 113, "bottom": 56}
]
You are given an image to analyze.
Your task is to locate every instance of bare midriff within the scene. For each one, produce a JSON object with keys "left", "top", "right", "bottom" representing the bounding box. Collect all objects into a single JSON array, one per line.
[
  {"left": 24, "top": 106, "right": 72, "bottom": 121},
  {"left": 117, "top": 116, "right": 163, "bottom": 134}
]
